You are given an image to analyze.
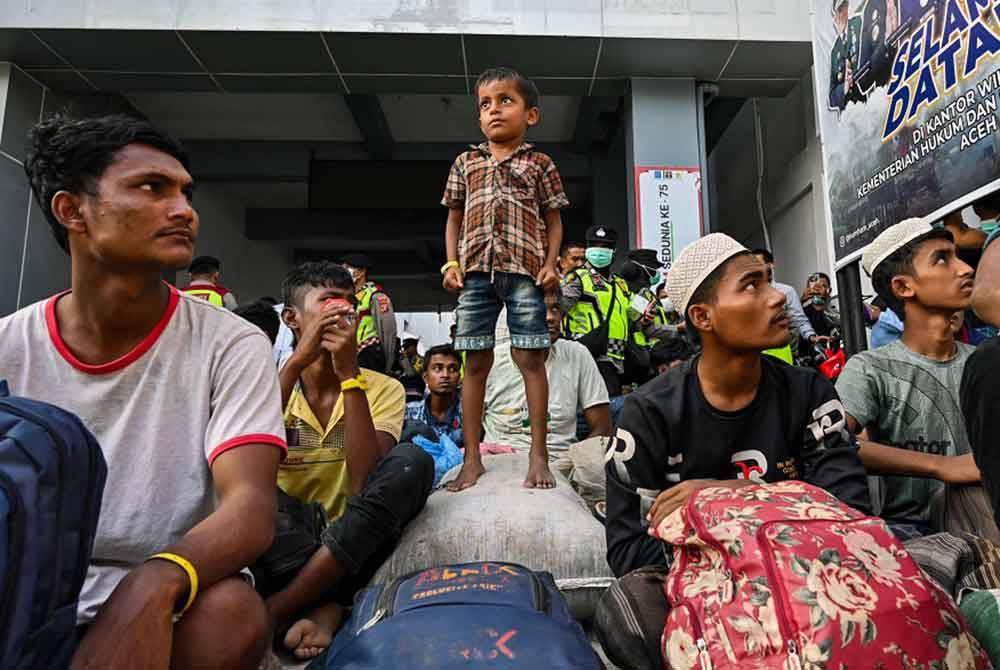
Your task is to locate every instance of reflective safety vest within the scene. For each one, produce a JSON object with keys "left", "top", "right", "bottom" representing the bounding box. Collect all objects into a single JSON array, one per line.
[
  {"left": 356, "top": 283, "right": 381, "bottom": 348},
  {"left": 631, "top": 287, "right": 670, "bottom": 348},
  {"left": 563, "top": 267, "right": 629, "bottom": 361},
  {"left": 182, "top": 285, "right": 226, "bottom": 307},
  {"left": 763, "top": 344, "right": 794, "bottom": 364}
]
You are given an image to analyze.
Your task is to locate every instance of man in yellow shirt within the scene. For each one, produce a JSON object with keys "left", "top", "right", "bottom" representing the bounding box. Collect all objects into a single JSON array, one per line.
[{"left": 260, "top": 261, "right": 433, "bottom": 661}]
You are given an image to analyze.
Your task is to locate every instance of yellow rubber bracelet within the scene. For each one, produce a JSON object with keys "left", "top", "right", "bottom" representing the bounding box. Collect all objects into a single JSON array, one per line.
[
  {"left": 340, "top": 375, "right": 369, "bottom": 392},
  {"left": 440, "top": 260, "right": 460, "bottom": 275},
  {"left": 148, "top": 552, "right": 199, "bottom": 618}
]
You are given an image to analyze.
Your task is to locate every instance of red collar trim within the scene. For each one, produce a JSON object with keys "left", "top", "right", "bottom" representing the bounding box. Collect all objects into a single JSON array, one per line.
[{"left": 45, "top": 283, "right": 181, "bottom": 375}]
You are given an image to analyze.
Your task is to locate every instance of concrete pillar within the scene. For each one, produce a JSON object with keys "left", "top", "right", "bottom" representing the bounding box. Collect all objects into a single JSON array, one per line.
[
  {"left": 0, "top": 68, "right": 147, "bottom": 316},
  {"left": 0, "top": 64, "right": 54, "bottom": 317},
  {"left": 624, "top": 78, "right": 706, "bottom": 263}
]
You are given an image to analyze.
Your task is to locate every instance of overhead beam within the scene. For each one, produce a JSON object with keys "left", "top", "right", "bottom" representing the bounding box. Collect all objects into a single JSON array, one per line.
[
  {"left": 246, "top": 208, "right": 443, "bottom": 241},
  {"left": 345, "top": 94, "right": 394, "bottom": 160}
]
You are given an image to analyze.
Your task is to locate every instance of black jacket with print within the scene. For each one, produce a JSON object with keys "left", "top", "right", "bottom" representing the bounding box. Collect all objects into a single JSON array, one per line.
[{"left": 605, "top": 354, "right": 872, "bottom": 577}]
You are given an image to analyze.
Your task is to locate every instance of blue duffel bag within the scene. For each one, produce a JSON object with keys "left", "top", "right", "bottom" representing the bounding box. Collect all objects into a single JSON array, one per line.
[
  {"left": 325, "top": 561, "right": 604, "bottom": 669},
  {"left": 0, "top": 381, "right": 107, "bottom": 670}
]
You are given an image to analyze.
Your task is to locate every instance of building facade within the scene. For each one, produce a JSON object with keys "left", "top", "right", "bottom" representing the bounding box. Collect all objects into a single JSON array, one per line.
[{"left": 0, "top": 1, "right": 835, "bottom": 313}]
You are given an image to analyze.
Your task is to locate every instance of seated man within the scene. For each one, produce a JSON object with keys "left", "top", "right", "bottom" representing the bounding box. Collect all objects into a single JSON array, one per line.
[
  {"left": 263, "top": 261, "right": 434, "bottom": 660},
  {"left": 836, "top": 218, "right": 999, "bottom": 542},
  {"left": 483, "top": 286, "right": 612, "bottom": 456},
  {"left": 1, "top": 114, "right": 286, "bottom": 669},
  {"left": 606, "top": 233, "right": 871, "bottom": 578},
  {"left": 963, "top": 228, "right": 1000, "bottom": 526},
  {"left": 405, "top": 344, "right": 464, "bottom": 447},
  {"left": 800, "top": 272, "right": 841, "bottom": 346}
]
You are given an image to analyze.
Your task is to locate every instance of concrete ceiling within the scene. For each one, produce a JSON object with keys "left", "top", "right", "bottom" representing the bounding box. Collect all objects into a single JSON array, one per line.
[{"left": 0, "top": 28, "right": 812, "bottom": 99}]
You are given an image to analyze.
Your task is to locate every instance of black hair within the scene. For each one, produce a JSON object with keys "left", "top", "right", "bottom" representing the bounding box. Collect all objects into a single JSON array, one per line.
[
  {"left": 258, "top": 296, "right": 279, "bottom": 307},
  {"left": 560, "top": 240, "right": 585, "bottom": 255},
  {"left": 650, "top": 337, "right": 694, "bottom": 369},
  {"left": 807, "top": 272, "right": 831, "bottom": 287},
  {"left": 422, "top": 344, "right": 461, "bottom": 370},
  {"left": 281, "top": 261, "right": 354, "bottom": 309},
  {"left": 751, "top": 248, "right": 774, "bottom": 264},
  {"left": 618, "top": 259, "right": 644, "bottom": 284},
  {"left": 544, "top": 283, "right": 564, "bottom": 310},
  {"left": 974, "top": 189, "right": 1000, "bottom": 216},
  {"left": 474, "top": 67, "right": 540, "bottom": 110},
  {"left": 684, "top": 251, "right": 753, "bottom": 345},
  {"left": 188, "top": 255, "right": 221, "bottom": 276},
  {"left": 870, "top": 229, "right": 953, "bottom": 323},
  {"left": 24, "top": 113, "right": 189, "bottom": 254},
  {"left": 233, "top": 301, "right": 280, "bottom": 344}
]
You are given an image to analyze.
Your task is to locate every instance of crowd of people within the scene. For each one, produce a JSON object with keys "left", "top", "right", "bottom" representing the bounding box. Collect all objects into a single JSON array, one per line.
[{"left": 2, "top": 65, "right": 1000, "bottom": 669}]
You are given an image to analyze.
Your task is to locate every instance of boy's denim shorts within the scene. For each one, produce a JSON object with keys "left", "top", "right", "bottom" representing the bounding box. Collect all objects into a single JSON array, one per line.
[{"left": 454, "top": 271, "right": 549, "bottom": 351}]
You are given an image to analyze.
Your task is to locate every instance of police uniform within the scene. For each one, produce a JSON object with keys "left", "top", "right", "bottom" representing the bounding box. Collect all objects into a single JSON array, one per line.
[
  {"left": 342, "top": 253, "right": 397, "bottom": 375},
  {"left": 829, "top": 3, "right": 865, "bottom": 110},
  {"left": 182, "top": 282, "right": 235, "bottom": 308},
  {"left": 561, "top": 226, "right": 632, "bottom": 395}
]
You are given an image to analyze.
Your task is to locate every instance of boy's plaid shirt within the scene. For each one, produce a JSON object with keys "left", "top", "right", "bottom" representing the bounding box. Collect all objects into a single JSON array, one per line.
[{"left": 441, "top": 142, "right": 569, "bottom": 279}]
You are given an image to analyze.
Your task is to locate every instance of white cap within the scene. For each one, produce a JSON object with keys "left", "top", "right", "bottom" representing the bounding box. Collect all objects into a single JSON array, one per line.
[
  {"left": 861, "top": 218, "right": 935, "bottom": 277},
  {"left": 665, "top": 233, "right": 749, "bottom": 316}
]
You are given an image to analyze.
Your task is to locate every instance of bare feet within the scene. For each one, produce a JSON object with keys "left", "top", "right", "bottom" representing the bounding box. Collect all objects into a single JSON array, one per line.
[
  {"left": 283, "top": 602, "right": 344, "bottom": 660},
  {"left": 524, "top": 457, "right": 556, "bottom": 489},
  {"left": 446, "top": 459, "right": 486, "bottom": 491}
]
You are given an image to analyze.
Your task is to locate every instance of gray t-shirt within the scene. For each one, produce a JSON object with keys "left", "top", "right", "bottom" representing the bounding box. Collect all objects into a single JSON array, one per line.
[
  {"left": 0, "top": 287, "right": 286, "bottom": 623},
  {"left": 835, "top": 339, "right": 974, "bottom": 525}
]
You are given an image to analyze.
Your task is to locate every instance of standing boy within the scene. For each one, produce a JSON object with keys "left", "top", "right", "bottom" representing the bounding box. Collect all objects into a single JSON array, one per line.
[{"left": 441, "top": 67, "right": 568, "bottom": 490}]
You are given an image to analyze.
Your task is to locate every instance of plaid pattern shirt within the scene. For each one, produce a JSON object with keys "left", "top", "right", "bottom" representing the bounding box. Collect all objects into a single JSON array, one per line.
[{"left": 442, "top": 142, "right": 569, "bottom": 278}]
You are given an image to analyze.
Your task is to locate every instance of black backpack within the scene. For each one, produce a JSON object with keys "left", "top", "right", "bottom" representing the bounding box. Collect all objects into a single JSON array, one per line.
[{"left": 0, "top": 381, "right": 107, "bottom": 670}]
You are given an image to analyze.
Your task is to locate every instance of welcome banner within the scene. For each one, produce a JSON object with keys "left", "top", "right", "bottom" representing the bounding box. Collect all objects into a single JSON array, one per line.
[{"left": 812, "top": 0, "right": 1000, "bottom": 265}]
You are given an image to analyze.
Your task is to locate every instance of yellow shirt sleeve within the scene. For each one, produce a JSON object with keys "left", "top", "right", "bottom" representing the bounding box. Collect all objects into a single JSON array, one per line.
[{"left": 363, "top": 370, "right": 405, "bottom": 441}]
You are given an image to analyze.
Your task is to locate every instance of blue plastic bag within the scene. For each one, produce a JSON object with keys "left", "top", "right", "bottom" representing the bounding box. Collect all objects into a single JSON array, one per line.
[{"left": 411, "top": 433, "right": 463, "bottom": 487}]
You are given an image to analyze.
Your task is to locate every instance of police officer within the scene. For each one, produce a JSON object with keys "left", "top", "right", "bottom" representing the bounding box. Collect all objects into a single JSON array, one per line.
[
  {"left": 829, "top": 0, "right": 865, "bottom": 110},
  {"left": 561, "top": 225, "right": 632, "bottom": 395},
  {"left": 182, "top": 255, "right": 237, "bottom": 309},
  {"left": 619, "top": 249, "right": 680, "bottom": 348},
  {"left": 341, "top": 253, "right": 397, "bottom": 374}
]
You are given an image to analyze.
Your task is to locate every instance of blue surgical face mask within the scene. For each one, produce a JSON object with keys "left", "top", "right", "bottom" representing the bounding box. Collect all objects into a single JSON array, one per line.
[
  {"left": 586, "top": 247, "right": 614, "bottom": 268},
  {"left": 649, "top": 272, "right": 662, "bottom": 288}
]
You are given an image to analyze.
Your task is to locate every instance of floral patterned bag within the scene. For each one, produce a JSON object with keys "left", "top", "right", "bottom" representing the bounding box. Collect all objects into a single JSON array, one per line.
[{"left": 654, "top": 481, "right": 991, "bottom": 670}]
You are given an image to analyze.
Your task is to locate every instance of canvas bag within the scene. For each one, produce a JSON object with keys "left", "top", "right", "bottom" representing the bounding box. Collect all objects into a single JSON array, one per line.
[
  {"left": 654, "top": 480, "right": 991, "bottom": 670},
  {"left": 325, "top": 561, "right": 603, "bottom": 670}
]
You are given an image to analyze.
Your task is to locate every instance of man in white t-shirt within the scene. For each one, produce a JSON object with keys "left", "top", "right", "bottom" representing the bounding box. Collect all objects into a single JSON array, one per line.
[
  {"left": 483, "top": 286, "right": 612, "bottom": 453},
  {"left": 1, "top": 114, "right": 286, "bottom": 670}
]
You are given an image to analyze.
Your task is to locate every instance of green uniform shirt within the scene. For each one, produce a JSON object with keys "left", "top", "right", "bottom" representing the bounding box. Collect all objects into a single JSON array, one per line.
[{"left": 835, "top": 340, "right": 974, "bottom": 527}]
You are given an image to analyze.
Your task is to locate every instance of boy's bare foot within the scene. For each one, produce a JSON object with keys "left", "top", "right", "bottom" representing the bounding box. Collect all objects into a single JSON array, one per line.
[
  {"left": 446, "top": 460, "right": 486, "bottom": 491},
  {"left": 283, "top": 602, "right": 344, "bottom": 660},
  {"left": 524, "top": 457, "right": 556, "bottom": 489}
]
